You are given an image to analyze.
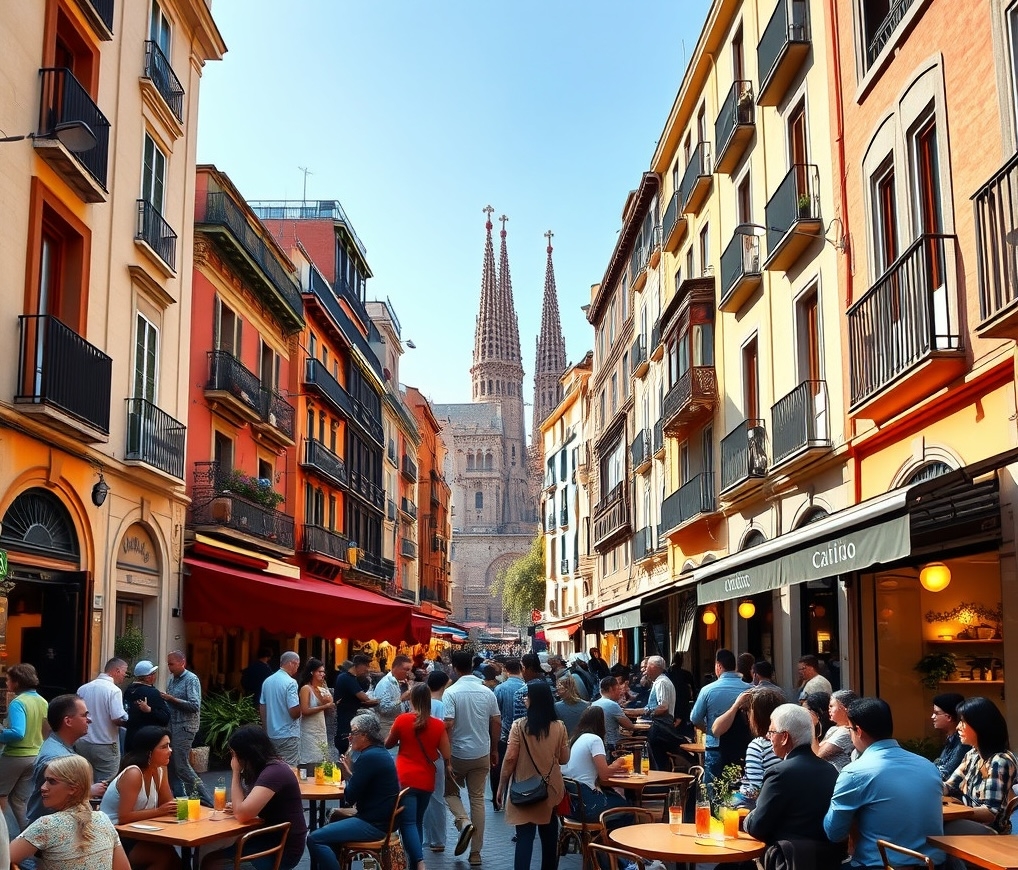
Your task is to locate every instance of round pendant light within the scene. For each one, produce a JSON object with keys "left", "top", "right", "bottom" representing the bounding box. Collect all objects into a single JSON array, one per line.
[
  {"left": 919, "top": 562, "right": 951, "bottom": 592},
  {"left": 702, "top": 608, "right": 717, "bottom": 625},
  {"left": 738, "top": 600, "right": 756, "bottom": 619}
]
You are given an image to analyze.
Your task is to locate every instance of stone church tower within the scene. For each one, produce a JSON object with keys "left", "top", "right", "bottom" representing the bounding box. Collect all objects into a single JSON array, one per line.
[{"left": 531, "top": 231, "right": 567, "bottom": 444}]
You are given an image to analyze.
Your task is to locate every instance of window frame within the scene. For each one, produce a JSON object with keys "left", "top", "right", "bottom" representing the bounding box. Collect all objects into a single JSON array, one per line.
[{"left": 133, "top": 312, "right": 159, "bottom": 403}]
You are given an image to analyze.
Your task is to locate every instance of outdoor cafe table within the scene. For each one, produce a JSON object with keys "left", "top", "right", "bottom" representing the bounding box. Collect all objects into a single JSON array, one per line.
[
  {"left": 300, "top": 779, "right": 346, "bottom": 831},
  {"left": 116, "top": 806, "right": 261, "bottom": 870},
  {"left": 611, "top": 822, "right": 766, "bottom": 865},
  {"left": 928, "top": 834, "right": 1018, "bottom": 870},
  {"left": 941, "top": 800, "right": 976, "bottom": 823},
  {"left": 600, "top": 770, "right": 693, "bottom": 813}
]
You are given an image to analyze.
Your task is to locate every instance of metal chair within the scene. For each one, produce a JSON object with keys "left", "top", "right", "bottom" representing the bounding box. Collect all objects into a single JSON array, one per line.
[
  {"left": 336, "top": 788, "right": 408, "bottom": 870},
  {"left": 876, "top": 839, "right": 935, "bottom": 870},
  {"left": 587, "top": 842, "right": 648, "bottom": 870},
  {"left": 231, "top": 822, "right": 291, "bottom": 870}
]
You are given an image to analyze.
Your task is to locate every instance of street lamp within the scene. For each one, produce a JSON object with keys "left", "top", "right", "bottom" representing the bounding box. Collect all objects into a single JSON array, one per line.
[{"left": 0, "top": 120, "right": 97, "bottom": 153}]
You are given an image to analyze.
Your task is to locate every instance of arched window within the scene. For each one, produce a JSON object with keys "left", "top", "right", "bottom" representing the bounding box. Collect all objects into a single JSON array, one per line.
[
  {"left": 466, "top": 452, "right": 475, "bottom": 471},
  {"left": 905, "top": 461, "right": 953, "bottom": 485},
  {"left": 741, "top": 529, "right": 766, "bottom": 550},
  {"left": 475, "top": 491, "right": 483, "bottom": 509},
  {"left": 0, "top": 487, "right": 79, "bottom": 562},
  {"left": 484, "top": 452, "right": 493, "bottom": 470},
  {"left": 480, "top": 381, "right": 486, "bottom": 395}
]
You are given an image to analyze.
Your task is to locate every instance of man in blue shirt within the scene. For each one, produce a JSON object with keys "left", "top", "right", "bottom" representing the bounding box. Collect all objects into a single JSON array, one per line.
[
  {"left": 490, "top": 658, "right": 524, "bottom": 806},
  {"left": 824, "top": 697, "right": 945, "bottom": 869},
  {"left": 260, "top": 651, "right": 301, "bottom": 764},
  {"left": 689, "top": 648, "right": 750, "bottom": 782}
]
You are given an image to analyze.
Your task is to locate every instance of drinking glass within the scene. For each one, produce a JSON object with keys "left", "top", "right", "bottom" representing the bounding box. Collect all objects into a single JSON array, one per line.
[
  {"left": 314, "top": 765, "right": 325, "bottom": 786},
  {"left": 640, "top": 756, "right": 650, "bottom": 775},
  {"left": 695, "top": 797, "right": 711, "bottom": 838},
  {"left": 723, "top": 807, "right": 740, "bottom": 839},
  {"left": 668, "top": 787, "right": 684, "bottom": 834},
  {"left": 176, "top": 797, "right": 189, "bottom": 824},
  {"left": 332, "top": 764, "right": 342, "bottom": 785},
  {"left": 214, "top": 786, "right": 227, "bottom": 812},
  {"left": 187, "top": 798, "right": 201, "bottom": 821}
]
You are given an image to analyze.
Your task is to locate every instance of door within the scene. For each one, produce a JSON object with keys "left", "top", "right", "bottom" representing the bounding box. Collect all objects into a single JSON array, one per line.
[
  {"left": 20, "top": 572, "right": 89, "bottom": 697},
  {"left": 789, "top": 102, "right": 808, "bottom": 200}
]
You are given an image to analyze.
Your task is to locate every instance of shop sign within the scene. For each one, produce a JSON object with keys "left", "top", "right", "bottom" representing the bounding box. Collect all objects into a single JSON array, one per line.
[
  {"left": 697, "top": 513, "right": 911, "bottom": 605},
  {"left": 116, "top": 525, "right": 159, "bottom": 575},
  {"left": 604, "top": 607, "right": 641, "bottom": 632}
]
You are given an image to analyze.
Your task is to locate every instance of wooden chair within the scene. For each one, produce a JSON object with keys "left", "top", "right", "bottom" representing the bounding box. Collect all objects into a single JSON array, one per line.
[
  {"left": 639, "top": 777, "right": 691, "bottom": 823},
  {"left": 876, "top": 839, "right": 935, "bottom": 870},
  {"left": 336, "top": 788, "right": 408, "bottom": 870},
  {"left": 587, "top": 842, "right": 648, "bottom": 870},
  {"left": 231, "top": 822, "right": 291, "bottom": 870},
  {"left": 558, "top": 778, "right": 600, "bottom": 866}
]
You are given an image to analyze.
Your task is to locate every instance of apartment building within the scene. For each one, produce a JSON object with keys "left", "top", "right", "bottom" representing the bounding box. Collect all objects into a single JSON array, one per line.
[{"left": 0, "top": 0, "right": 223, "bottom": 690}]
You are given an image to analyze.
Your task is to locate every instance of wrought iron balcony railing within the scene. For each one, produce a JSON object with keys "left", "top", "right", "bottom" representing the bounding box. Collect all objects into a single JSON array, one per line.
[
  {"left": 347, "top": 467, "right": 385, "bottom": 510},
  {"left": 715, "top": 79, "right": 755, "bottom": 173},
  {"left": 207, "top": 350, "right": 261, "bottom": 415},
  {"left": 653, "top": 420, "right": 664, "bottom": 455},
  {"left": 758, "top": 0, "right": 810, "bottom": 104},
  {"left": 190, "top": 461, "right": 294, "bottom": 548},
  {"left": 974, "top": 153, "right": 1018, "bottom": 330},
  {"left": 400, "top": 538, "right": 417, "bottom": 559},
  {"left": 401, "top": 454, "right": 418, "bottom": 481},
  {"left": 765, "top": 163, "right": 821, "bottom": 263},
  {"left": 865, "top": 0, "right": 917, "bottom": 69},
  {"left": 37, "top": 67, "right": 111, "bottom": 190},
  {"left": 660, "top": 473, "right": 716, "bottom": 535},
  {"left": 125, "top": 398, "right": 185, "bottom": 478},
  {"left": 771, "top": 380, "right": 830, "bottom": 465},
  {"left": 680, "top": 142, "right": 712, "bottom": 212},
  {"left": 633, "top": 526, "right": 653, "bottom": 561},
  {"left": 720, "top": 420, "right": 768, "bottom": 492},
  {"left": 631, "top": 429, "right": 651, "bottom": 469},
  {"left": 302, "top": 438, "right": 348, "bottom": 488},
  {"left": 135, "top": 199, "right": 177, "bottom": 270},
  {"left": 304, "top": 358, "right": 384, "bottom": 444},
  {"left": 143, "top": 40, "right": 184, "bottom": 122},
  {"left": 400, "top": 497, "right": 418, "bottom": 519},
  {"left": 259, "top": 388, "right": 295, "bottom": 440},
  {"left": 301, "top": 523, "right": 349, "bottom": 561}
]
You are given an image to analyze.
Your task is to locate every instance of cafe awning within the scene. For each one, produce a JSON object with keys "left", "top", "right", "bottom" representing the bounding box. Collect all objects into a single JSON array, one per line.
[
  {"left": 184, "top": 557, "right": 415, "bottom": 644},
  {"left": 601, "top": 594, "right": 652, "bottom": 631},
  {"left": 543, "top": 618, "right": 581, "bottom": 643}
]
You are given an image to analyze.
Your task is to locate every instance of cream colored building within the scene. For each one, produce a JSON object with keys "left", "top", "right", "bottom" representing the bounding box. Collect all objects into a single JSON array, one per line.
[{"left": 0, "top": 0, "right": 223, "bottom": 688}]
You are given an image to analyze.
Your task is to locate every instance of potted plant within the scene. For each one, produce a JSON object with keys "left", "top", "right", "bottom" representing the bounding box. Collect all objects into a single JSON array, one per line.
[
  {"left": 114, "top": 622, "right": 146, "bottom": 669},
  {"left": 914, "top": 651, "right": 957, "bottom": 689},
  {"left": 221, "top": 469, "right": 285, "bottom": 511},
  {"left": 198, "top": 690, "right": 260, "bottom": 765},
  {"left": 797, "top": 192, "right": 812, "bottom": 218}
]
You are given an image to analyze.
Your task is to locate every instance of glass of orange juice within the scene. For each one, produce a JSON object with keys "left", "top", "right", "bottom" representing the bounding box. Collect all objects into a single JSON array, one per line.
[
  {"left": 640, "top": 755, "right": 650, "bottom": 775},
  {"left": 187, "top": 798, "right": 201, "bottom": 822},
  {"left": 723, "top": 807, "right": 740, "bottom": 839}
]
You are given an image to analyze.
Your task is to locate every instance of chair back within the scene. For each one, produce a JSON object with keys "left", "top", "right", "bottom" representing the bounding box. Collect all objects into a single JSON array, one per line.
[
  {"left": 562, "top": 777, "right": 585, "bottom": 822},
  {"left": 232, "top": 822, "right": 291, "bottom": 870},
  {"left": 876, "top": 839, "right": 934, "bottom": 870},
  {"left": 384, "top": 787, "right": 410, "bottom": 841},
  {"left": 587, "top": 842, "right": 646, "bottom": 870}
]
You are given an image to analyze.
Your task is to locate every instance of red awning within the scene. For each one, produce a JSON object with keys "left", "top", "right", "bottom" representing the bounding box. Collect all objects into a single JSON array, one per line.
[
  {"left": 184, "top": 557, "right": 414, "bottom": 644},
  {"left": 410, "top": 614, "right": 434, "bottom": 645}
]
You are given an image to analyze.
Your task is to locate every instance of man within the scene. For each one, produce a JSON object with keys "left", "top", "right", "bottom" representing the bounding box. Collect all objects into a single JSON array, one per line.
[
  {"left": 588, "top": 648, "right": 610, "bottom": 682},
  {"left": 750, "top": 660, "right": 784, "bottom": 696},
  {"left": 75, "top": 657, "right": 128, "bottom": 783},
  {"left": 665, "top": 652, "right": 696, "bottom": 727},
  {"left": 27, "top": 694, "right": 107, "bottom": 824},
  {"left": 161, "top": 650, "right": 212, "bottom": 803},
  {"left": 443, "top": 649, "right": 500, "bottom": 866},
  {"left": 689, "top": 649, "right": 751, "bottom": 782},
  {"left": 374, "top": 654, "right": 413, "bottom": 746},
  {"left": 591, "top": 675, "right": 635, "bottom": 753},
  {"left": 633, "top": 655, "right": 677, "bottom": 770},
  {"left": 491, "top": 658, "right": 524, "bottom": 805},
  {"left": 797, "top": 655, "right": 832, "bottom": 699},
  {"left": 549, "top": 654, "right": 590, "bottom": 701},
  {"left": 745, "top": 703, "right": 842, "bottom": 863},
  {"left": 824, "top": 698, "right": 945, "bottom": 869},
  {"left": 334, "top": 654, "right": 379, "bottom": 755},
  {"left": 123, "top": 660, "right": 171, "bottom": 751},
  {"left": 260, "top": 650, "right": 301, "bottom": 764},
  {"left": 240, "top": 646, "right": 273, "bottom": 700},
  {"left": 512, "top": 653, "right": 550, "bottom": 722}
]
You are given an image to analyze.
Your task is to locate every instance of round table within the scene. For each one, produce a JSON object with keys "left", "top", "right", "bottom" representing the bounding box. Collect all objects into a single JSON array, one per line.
[{"left": 610, "top": 822, "right": 766, "bottom": 864}]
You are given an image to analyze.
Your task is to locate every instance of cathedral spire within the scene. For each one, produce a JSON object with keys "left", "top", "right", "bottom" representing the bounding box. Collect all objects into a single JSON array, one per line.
[
  {"left": 497, "top": 214, "right": 522, "bottom": 367},
  {"left": 532, "top": 231, "right": 567, "bottom": 443}
]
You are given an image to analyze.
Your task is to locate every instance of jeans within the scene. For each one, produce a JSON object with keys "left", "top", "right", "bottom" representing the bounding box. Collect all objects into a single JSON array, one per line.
[
  {"left": 514, "top": 818, "right": 558, "bottom": 870},
  {"left": 307, "top": 817, "right": 385, "bottom": 870},
  {"left": 398, "top": 787, "right": 431, "bottom": 866},
  {"left": 168, "top": 730, "right": 212, "bottom": 802},
  {"left": 444, "top": 754, "right": 490, "bottom": 855},
  {"left": 423, "top": 760, "right": 447, "bottom": 846},
  {"left": 490, "top": 737, "right": 507, "bottom": 801}
]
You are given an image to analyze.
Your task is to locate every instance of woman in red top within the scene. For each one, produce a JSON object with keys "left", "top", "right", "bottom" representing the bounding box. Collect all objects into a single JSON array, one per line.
[{"left": 385, "top": 682, "right": 452, "bottom": 870}]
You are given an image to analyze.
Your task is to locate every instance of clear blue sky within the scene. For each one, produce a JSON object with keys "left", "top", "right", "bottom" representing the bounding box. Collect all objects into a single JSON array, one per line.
[{"left": 197, "top": 1, "right": 712, "bottom": 413}]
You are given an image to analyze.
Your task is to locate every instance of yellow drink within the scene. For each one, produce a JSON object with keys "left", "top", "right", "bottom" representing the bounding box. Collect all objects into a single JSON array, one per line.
[
  {"left": 314, "top": 765, "right": 325, "bottom": 785},
  {"left": 331, "top": 765, "right": 341, "bottom": 784},
  {"left": 640, "top": 756, "right": 650, "bottom": 774},
  {"left": 214, "top": 787, "right": 227, "bottom": 812},
  {"left": 187, "top": 798, "right": 200, "bottom": 821},
  {"left": 724, "top": 808, "right": 739, "bottom": 839}
]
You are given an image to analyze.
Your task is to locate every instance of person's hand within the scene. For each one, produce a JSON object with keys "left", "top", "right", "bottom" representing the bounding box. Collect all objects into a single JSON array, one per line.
[
  {"left": 90, "top": 781, "right": 107, "bottom": 797},
  {"left": 493, "top": 789, "right": 504, "bottom": 811},
  {"left": 158, "top": 799, "right": 178, "bottom": 815},
  {"left": 136, "top": 698, "right": 151, "bottom": 713},
  {"left": 490, "top": 749, "right": 499, "bottom": 768},
  {"left": 340, "top": 754, "right": 353, "bottom": 776},
  {"left": 230, "top": 753, "right": 242, "bottom": 775}
]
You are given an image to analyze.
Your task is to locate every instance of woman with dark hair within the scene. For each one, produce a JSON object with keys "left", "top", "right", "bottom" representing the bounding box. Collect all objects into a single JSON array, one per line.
[
  {"left": 800, "top": 691, "right": 833, "bottom": 746},
  {"left": 560, "top": 706, "right": 629, "bottom": 821},
  {"left": 200, "top": 724, "right": 307, "bottom": 870},
  {"left": 385, "top": 683, "right": 451, "bottom": 870},
  {"left": 817, "top": 690, "right": 858, "bottom": 771},
  {"left": 99, "top": 726, "right": 179, "bottom": 870},
  {"left": 730, "top": 688, "right": 785, "bottom": 809},
  {"left": 298, "top": 658, "right": 335, "bottom": 765},
  {"left": 944, "top": 697, "right": 1017, "bottom": 833},
  {"left": 930, "top": 692, "right": 968, "bottom": 780},
  {"left": 495, "top": 681, "right": 569, "bottom": 870},
  {"left": 0, "top": 662, "right": 48, "bottom": 831}
]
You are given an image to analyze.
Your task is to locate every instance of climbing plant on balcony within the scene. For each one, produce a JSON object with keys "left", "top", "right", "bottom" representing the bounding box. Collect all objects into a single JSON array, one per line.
[{"left": 221, "top": 469, "right": 285, "bottom": 510}]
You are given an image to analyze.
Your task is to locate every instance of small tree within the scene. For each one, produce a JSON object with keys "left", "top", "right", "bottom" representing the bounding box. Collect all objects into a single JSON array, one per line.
[{"left": 492, "top": 535, "right": 545, "bottom": 627}]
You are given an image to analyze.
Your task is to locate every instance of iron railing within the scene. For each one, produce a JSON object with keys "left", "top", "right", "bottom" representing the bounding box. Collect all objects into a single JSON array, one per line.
[
  {"left": 85, "top": 0, "right": 115, "bottom": 32},
  {"left": 662, "top": 366, "right": 717, "bottom": 427},
  {"left": 401, "top": 454, "right": 418, "bottom": 481},
  {"left": 206, "top": 350, "right": 261, "bottom": 414},
  {"left": 135, "top": 199, "right": 177, "bottom": 270},
  {"left": 662, "top": 191, "right": 683, "bottom": 243},
  {"left": 143, "top": 41, "right": 184, "bottom": 122},
  {"left": 16, "top": 314, "right": 112, "bottom": 433},
  {"left": 333, "top": 272, "right": 371, "bottom": 336},
  {"left": 765, "top": 163, "right": 821, "bottom": 256},
  {"left": 848, "top": 234, "right": 959, "bottom": 406},
  {"left": 721, "top": 419, "right": 768, "bottom": 492},
  {"left": 259, "top": 388, "right": 295, "bottom": 440},
  {"left": 974, "top": 153, "right": 1018, "bottom": 326},
  {"left": 680, "top": 142, "right": 711, "bottom": 210},
  {"left": 651, "top": 319, "right": 662, "bottom": 353},
  {"left": 400, "top": 497, "right": 417, "bottom": 519},
  {"left": 387, "top": 439, "right": 398, "bottom": 464},
  {"left": 866, "top": 0, "right": 917, "bottom": 68},
  {"left": 250, "top": 200, "right": 367, "bottom": 256},
  {"left": 721, "top": 233, "right": 761, "bottom": 304},
  {"left": 400, "top": 538, "right": 417, "bottom": 559},
  {"left": 387, "top": 499, "right": 397, "bottom": 521},
  {"left": 190, "top": 461, "right": 294, "bottom": 548},
  {"left": 302, "top": 438, "right": 347, "bottom": 488},
  {"left": 771, "top": 381, "right": 830, "bottom": 465},
  {"left": 633, "top": 526, "right": 653, "bottom": 561},
  {"left": 559, "top": 506, "right": 569, "bottom": 527},
  {"left": 301, "top": 523, "right": 349, "bottom": 561},
  {"left": 758, "top": 0, "right": 810, "bottom": 87},
  {"left": 347, "top": 468, "right": 385, "bottom": 510},
  {"left": 631, "top": 429, "right": 651, "bottom": 468},
  {"left": 303, "top": 266, "right": 382, "bottom": 378},
  {"left": 660, "top": 473, "right": 716, "bottom": 535},
  {"left": 632, "top": 335, "right": 647, "bottom": 370},
  {"left": 592, "top": 481, "right": 630, "bottom": 547},
  {"left": 37, "top": 68, "right": 110, "bottom": 189},
  {"left": 715, "top": 80, "right": 755, "bottom": 160},
  {"left": 653, "top": 420, "right": 664, "bottom": 454},
  {"left": 125, "top": 398, "right": 185, "bottom": 478},
  {"left": 304, "top": 358, "right": 384, "bottom": 444}
]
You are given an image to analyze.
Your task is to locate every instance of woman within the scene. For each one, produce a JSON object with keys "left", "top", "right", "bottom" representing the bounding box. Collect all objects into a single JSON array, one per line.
[
  {"left": 298, "top": 658, "right": 334, "bottom": 765},
  {"left": 11, "top": 754, "right": 130, "bottom": 870},
  {"left": 930, "top": 693, "right": 967, "bottom": 781},
  {"left": 729, "top": 688, "right": 784, "bottom": 809},
  {"left": 480, "top": 665, "right": 500, "bottom": 690},
  {"left": 560, "top": 706, "right": 629, "bottom": 821},
  {"left": 201, "top": 725, "right": 307, "bottom": 870},
  {"left": 0, "top": 662, "right": 48, "bottom": 832},
  {"left": 99, "top": 726, "right": 179, "bottom": 870},
  {"left": 800, "top": 691, "right": 832, "bottom": 746},
  {"left": 495, "top": 681, "right": 569, "bottom": 870},
  {"left": 944, "top": 697, "right": 1018, "bottom": 834},
  {"left": 554, "top": 676, "right": 589, "bottom": 739},
  {"left": 423, "top": 670, "right": 451, "bottom": 853},
  {"left": 385, "top": 683, "right": 451, "bottom": 870},
  {"left": 307, "top": 714, "right": 400, "bottom": 870},
  {"left": 817, "top": 690, "right": 858, "bottom": 772}
]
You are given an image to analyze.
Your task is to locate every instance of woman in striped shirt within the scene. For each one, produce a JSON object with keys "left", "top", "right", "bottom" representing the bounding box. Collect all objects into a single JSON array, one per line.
[{"left": 727, "top": 688, "right": 785, "bottom": 809}]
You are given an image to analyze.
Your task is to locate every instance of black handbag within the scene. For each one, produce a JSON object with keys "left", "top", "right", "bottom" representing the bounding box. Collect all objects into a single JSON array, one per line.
[{"left": 508, "top": 722, "right": 552, "bottom": 807}]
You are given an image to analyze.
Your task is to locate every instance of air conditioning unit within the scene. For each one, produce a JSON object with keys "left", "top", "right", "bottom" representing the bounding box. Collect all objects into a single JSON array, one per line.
[{"left": 748, "top": 425, "right": 768, "bottom": 476}]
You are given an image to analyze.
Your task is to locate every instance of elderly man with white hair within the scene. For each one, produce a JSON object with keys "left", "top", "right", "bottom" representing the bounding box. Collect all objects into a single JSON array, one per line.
[
  {"left": 744, "top": 703, "right": 842, "bottom": 861},
  {"left": 260, "top": 651, "right": 302, "bottom": 764},
  {"left": 632, "top": 655, "right": 677, "bottom": 770}
]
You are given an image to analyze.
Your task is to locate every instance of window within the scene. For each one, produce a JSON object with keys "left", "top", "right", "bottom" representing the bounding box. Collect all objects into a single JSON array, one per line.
[
  {"left": 133, "top": 314, "right": 158, "bottom": 402},
  {"left": 213, "top": 431, "right": 233, "bottom": 472},
  {"left": 911, "top": 112, "right": 942, "bottom": 236},
  {"left": 685, "top": 245, "right": 694, "bottom": 280},
  {"left": 215, "top": 298, "right": 242, "bottom": 356},
  {"left": 258, "top": 458, "right": 273, "bottom": 482},
  {"left": 1009, "top": 3, "right": 1018, "bottom": 131},
  {"left": 797, "top": 288, "right": 821, "bottom": 383},
  {"left": 622, "top": 352, "right": 629, "bottom": 399},
  {"left": 150, "top": 0, "right": 171, "bottom": 54},
  {"left": 29, "top": 182, "right": 89, "bottom": 332},
  {"left": 861, "top": 0, "right": 893, "bottom": 67},
  {"left": 608, "top": 299, "right": 616, "bottom": 346},
  {"left": 789, "top": 101, "right": 808, "bottom": 197},
  {"left": 466, "top": 452, "right": 475, "bottom": 471},
  {"left": 737, "top": 175, "right": 752, "bottom": 223},
  {"left": 732, "top": 25, "right": 745, "bottom": 81},
  {"left": 743, "top": 337, "right": 759, "bottom": 419},
  {"left": 603, "top": 438, "right": 626, "bottom": 493},
  {"left": 329, "top": 495, "right": 337, "bottom": 531},
  {"left": 699, "top": 225, "right": 710, "bottom": 275},
  {"left": 611, "top": 373, "right": 618, "bottom": 415},
  {"left": 702, "top": 425, "right": 714, "bottom": 480},
  {"left": 260, "top": 340, "right": 280, "bottom": 393},
  {"left": 475, "top": 491, "right": 483, "bottom": 510},
  {"left": 141, "top": 134, "right": 166, "bottom": 214},
  {"left": 872, "top": 160, "right": 898, "bottom": 274},
  {"left": 679, "top": 442, "right": 689, "bottom": 485}
]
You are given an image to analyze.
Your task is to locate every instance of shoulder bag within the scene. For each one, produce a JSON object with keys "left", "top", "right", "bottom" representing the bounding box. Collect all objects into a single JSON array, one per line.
[{"left": 509, "top": 721, "right": 553, "bottom": 806}]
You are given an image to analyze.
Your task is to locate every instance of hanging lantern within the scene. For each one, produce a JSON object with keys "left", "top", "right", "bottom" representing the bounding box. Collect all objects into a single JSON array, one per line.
[
  {"left": 702, "top": 608, "right": 717, "bottom": 625},
  {"left": 919, "top": 562, "right": 951, "bottom": 592},
  {"left": 812, "top": 604, "right": 826, "bottom": 619},
  {"left": 738, "top": 600, "right": 756, "bottom": 619}
]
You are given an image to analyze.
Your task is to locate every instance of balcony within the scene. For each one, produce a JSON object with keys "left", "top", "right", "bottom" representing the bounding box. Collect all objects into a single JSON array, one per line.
[
  {"left": 560, "top": 558, "right": 570, "bottom": 576},
  {"left": 650, "top": 320, "right": 663, "bottom": 361},
  {"left": 72, "top": 0, "right": 114, "bottom": 38},
  {"left": 633, "top": 526, "right": 654, "bottom": 562},
  {"left": 252, "top": 389, "right": 295, "bottom": 448},
  {"left": 400, "top": 497, "right": 418, "bottom": 520},
  {"left": 629, "top": 244, "right": 648, "bottom": 291},
  {"left": 546, "top": 513, "right": 556, "bottom": 533},
  {"left": 301, "top": 438, "right": 347, "bottom": 489},
  {"left": 430, "top": 487, "right": 440, "bottom": 506},
  {"left": 865, "top": 0, "right": 918, "bottom": 70},
  {"left": 757, "top": 0, "right": 810, "bottom": 107},
  {"left": 631, "top": 429, "right": 651, "bottom": 474},
  {"left": 592, "top": 482, "right": 631, "bottom": 552},
  {"left": 632, "top": 335, "right": 648, "bottom": 377},
  {"left": 135, "top": 200, "right": 177, "bottom": 273},
  {"left": 303, "top": 358, "right": 384, "bottom": 444},
  {"left": 347, "top": 467, "right": 385, "bottom": 511},
  {"left": 387, "top": 439, "right": 397, "bottom": 465},
  {"left": 661, "top": 191, "right": 688, "bottom": 253},
  {"left": 400, "top": 538, "right": 417, "bottom": 560},
  {"left": 764, "top": 164, "right": 823, "bottom": 271},
  {"left": 662, "top": 367, "right": 718, "bottom": 437},
  {"left": 302, "top": 267, "right": 383, "bottom": 379},
  {"left": 559, "top": 506, "right": 569, "bottom": 527},
  {"left": 16, "top": 314, "right": 112, "bottom": 440},
  {"left": 660, "top": 473, "right": 717, "bottom": 537},
  {"left": 142, "top": 40, "right": 184, "bottom": 124},
  {"left": 401, "top": 454, "right": 418, "bottom": 482},
  {"left": 848, "top": 233, "right": 963, "bottom": 422},
  {"left": 715, "top": 80, "right": 756, "bottom": 174},
  {"left": 35, "top": 68, "right": 110, "bottom": 201},
  {"left": 301, "top": 523, "right": 349, "bottom": 563},
  {"left": 387, "top": 499, "right": 396, "bottom": 521},
  {"left": 721, "top": 420, "right": 768, "bottom": 496},
  {"left": 190, "top": 461, "right": 294, "bottom": 554},
  {"left": 652, "top": 420, "right": 665, "bottom": 458},
  {"left": 975, "top": 153, "right": 1018, "bottom": 338},
  {"left": 771, "top": 381, "right": 831, "bottom": 469},
  {"left": 680, "top": 142, "right": 712, "bottom": 215},
  {"left": 351, "top": 551, "right": 395, "bottom": 583},
  {"left": 125, "top": 398, "right": 185, "bottom": 479},
  {"left": 196, "top": 192, "right": 304, "bottom": 334},
  {"left": 205, "top": 350, "right": 261, "bottom": 425},
  {"left": 721, "top": 232, "right": 762, "bottom": 313}
]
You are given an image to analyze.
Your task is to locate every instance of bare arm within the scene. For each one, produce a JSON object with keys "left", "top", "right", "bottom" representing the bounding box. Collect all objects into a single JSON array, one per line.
[
  {"left": 112, "top": 844, "right": 131, "bottom": 870},
  {"left": 712, "top": 690, "right": 751, "bottom": 737},
  {"left": 299, "top": 685, "right": 324, "bottom": 717},
  {"left": 115, "top": 768, "right": 177, "bottom": 823},
  {"left": 489, "top": 714, "right": 501, "bottom": 767}
]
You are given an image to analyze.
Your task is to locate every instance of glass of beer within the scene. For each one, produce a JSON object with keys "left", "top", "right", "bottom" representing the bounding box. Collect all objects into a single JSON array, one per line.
[
  {"left": 695, "top": 793, "right": 711, "bottom": 838},
  {"left": 668, "top": 787, "right": 684, "bottom": 834},
  {"left": 214, "top": 786, "right": 227, "bottom": 813},
  {"left": 640, "top": 755, "right": 650, "bottom": 775}
]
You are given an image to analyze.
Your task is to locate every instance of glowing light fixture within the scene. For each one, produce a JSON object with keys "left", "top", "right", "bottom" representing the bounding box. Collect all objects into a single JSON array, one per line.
[
  {"left": 919, "top": 562, "right": 951, "bottom": 592},
  {"left": 738, "top": 600, "right": 756, "bottom": 619},
  {"left": 702, "top": 608, "right": 717, "bottom": 625}
]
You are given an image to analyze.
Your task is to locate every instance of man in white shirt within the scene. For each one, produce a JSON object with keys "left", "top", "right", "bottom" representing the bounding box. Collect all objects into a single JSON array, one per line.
[
  {"left": 591, "top": 676, "right": 635, "bottom": 752},
  {"left": 75, "top": 658, "right": 128, "bottom": 782},
  {"left": 797, "top": 655, "right": 833, "bottom": 699},
  {"left": 374, "top": 654, "right": 413, "bottom": 748},
  {"left": 640, "top": 656, "right": 676, "bottom": 770},
  {"left": 443, "top": 651, "right": 500, "bottom": 866}
]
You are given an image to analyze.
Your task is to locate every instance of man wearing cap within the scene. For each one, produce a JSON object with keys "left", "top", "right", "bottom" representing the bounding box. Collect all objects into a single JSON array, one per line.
[{"left": 123, "top": 660, "right": 170, "bottom": 752}]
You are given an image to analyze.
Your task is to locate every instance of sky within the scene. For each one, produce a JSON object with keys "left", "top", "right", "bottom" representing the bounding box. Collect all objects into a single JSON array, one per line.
[{"left": 197, "top": 1, "right": 713, "bottom": 415}]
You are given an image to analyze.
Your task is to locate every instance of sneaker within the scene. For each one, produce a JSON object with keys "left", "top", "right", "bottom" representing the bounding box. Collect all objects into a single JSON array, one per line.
[
  {"left": 468, "top": 852, "right": 482, "bottom": 866},
  {"left": 454, "top": 822, "right": 474, "bottom": 856}
]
